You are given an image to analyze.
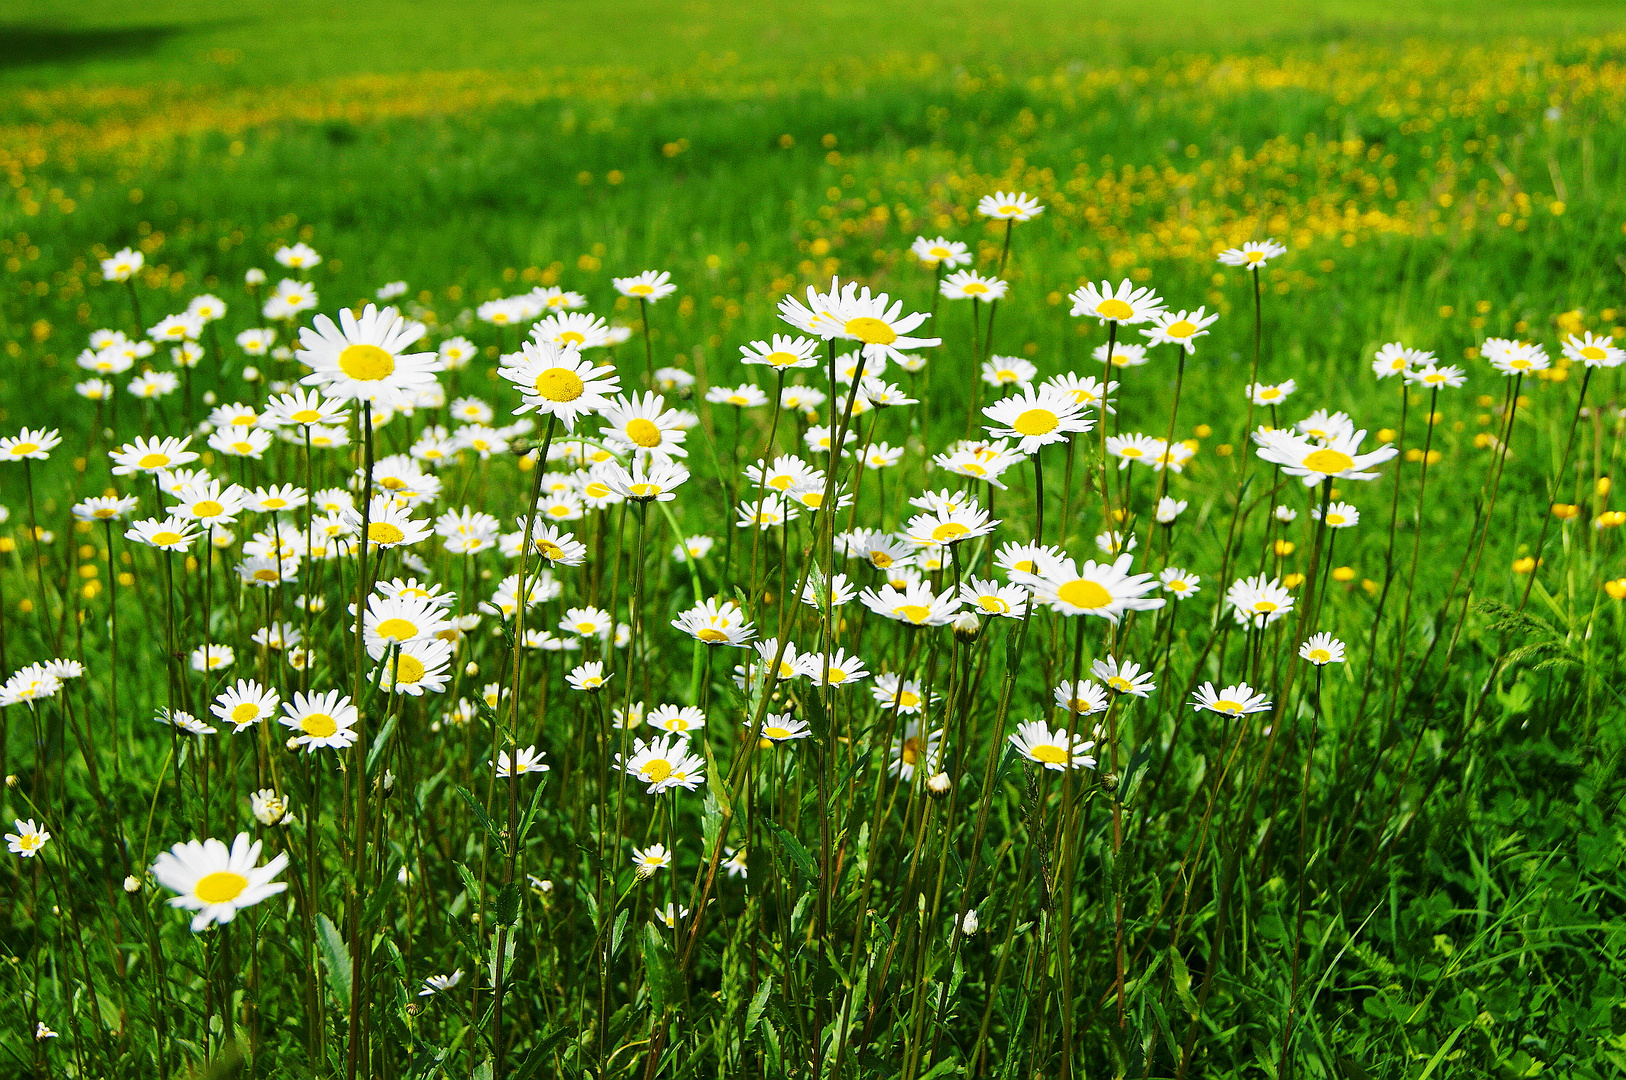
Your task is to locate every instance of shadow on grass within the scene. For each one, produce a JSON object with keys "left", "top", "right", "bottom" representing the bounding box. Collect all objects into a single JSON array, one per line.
[{"left": 0, "top": 23, "right": 194, "bottom": 69}]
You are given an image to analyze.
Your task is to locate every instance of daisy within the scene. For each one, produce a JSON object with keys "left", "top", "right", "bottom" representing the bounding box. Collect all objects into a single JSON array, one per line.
[
  {"left": 613, "top": 270, "right": 677, "bottom": 302},
  {"left": 736, "top": 493, "right": 798, "bottom": 529},
  {"left": 126, "top": 515, "right": 197, "bottom": 551},
  {"left": 1191, "top": 681, "right": 1272, "bottom": 717},
  {"left": 1481, "top": 338, "right": 1550, "bottom": 376},
  {"left": 977, "top": 191, "right": 1044, "bottom": 221},
  {"left": 1156, "top": 497, "right": 1188, "bottom": 524},
  {"left": 298, "top": 304, "right": 441, "bottom": 409},
  {"left": 618, "top": 736, "right": 706, "bottom": 794},
  {"left": 207, "top": 401, "right": 260, "bottom": 430},
  {"left": 566, "top": 661, "right": 612, "bottom": 693},
  {"left": 902, "top": 502, "right": 999, "bottom": 548},
  {"left": 653, "top": 367, "right": 697, "bottom": 392},
  {"left": 1014, "top": 553, "right": 1165, "bottom": 622},
  {"left": 189, "top": 644, "right": 235, "bottom": 673},
  {"left": 171, "top": 478, "right": 247, "bottom": 526},
  {"left": 208, "top": 427, "right": 274, "bottom": 460},
  {"left": 1247, "top": 380, "right": 1297, "bottom": 406},
  {"left": 438, "top": 337, "right": 478, "bottom": 369},
  {"left": 745, "top": 639, "right": 809, "bottom": 684},
  {"left": 824, "top": 280, "right": 941, "bottom": 364},
  {"left": 958, "top": 577, "right": 1028, "bottom": 618},
  {"left": 1216, "top": 239, "right": 1287, "bottom": 267},
  {"left": 265, "top": 279, "right": 319, "bottom": 319},
  {"left": 350, "top": 497, "right": 432, "bottom": 551},
  {"left": 1106, "top": 433, "right": 1166, "bottom": 469},
  {"left": 148, "top": 312, "right": 204, "bottom": 343},
  {"left": 274, "top": 242, "right": 322, "bottom": 269},
  {"left": 889, "top": 721, "right": 943, "bottom": 779},
  {"left": 740, "top": 334, "right": 820, "bottom": 370},
  {"left": 75, "top": 378, "right": 114, "bottom": 400},
  {"left": 6, "top": 818, "right": 49, "bottom": 857},
  {"left": 1226, "top": 574, "right": 1295, "bottom": 628},
  {"left": 672, "top": 598, "right": 756, "bottom": 647},
  {"left": 279, "top": 690, "right": 360, "bottom": 752},
  {"left": 799, "top": 569, "right": 855, "bottom": 608},
  {"left": 377, "top": 639, "right": 454, "bottom": 697},
  {"left": 983, "top": 385, "right": 1093, "bottom": 454},
  {"left": 1159, "top": 567, "right": 1201, "bottom": 597},
  {"left": 158, "top": 708, "right": 216, "bottom": 736},
  {"left": 1406, "top": 364, "right": 1467, "bottom": 389},
  {"left": 0, "top": 664, "right": 58, "bottom": 706},
  {"left": 1069, "top": 280, "right": 1165, "bottom": 325},
  {"left": 858, "top": 580, "right": 962, "bottom": 626},
  {"left": 532, "top": 311, "right": 613, "bottom": 350},
  {"left": 0, "top": 427, "right": 61, "bottom": 462},
  {"left": 648, "top": 704, "right": 706, "bottom": 737},
  {"left": 869, "top": 673, "right": 936, "bottom": 714},
  {"left": 1295, "top": 409, "right": 1356, "bottom": 443},
  {"left": 561, "top": 605, "right": 613, "bottom": 639},
  {"left": 632, "top": 842, "right": 672, "bottom": 877},
  {"left": 365, "top": 595, "right": 453, "bottom": 658},
  {"left": 910, "top": 236, "right": 972, "bottom": 268},
  {"left": 110, "top": 435, "right": 198, "bottom": 476},
  {"left": 723, "top": 848, "right": 749, "bottom": 878},
  {"left": 1092, "top": 656, "right": 1156, "bottom": 697},
  {"left": 210, "top": 680, "right": 280, "bottom": 733},
  {"left": 982, "top": 356, "right": 1037, "bottom": 387},
  {"left": 1313, "top": 502, "right": 1361, "bottom": 528},
  {"left": 1563, "top": 331, "right": 1625, "bottom": 368},
  {"left": 1008, "top": 720, "right": 1095, "bottom": 770},
  {"left": 247, "top": 485, "right": 309, "bottom": 514},
  {"left": 601, "top": 392, "right": 689, "bottom": 460},
  {"left": 654, "top": 903, "right": 692, "bottom": 929},
  {"left": 1253, "top": 426, "right": 1398, "bottom": 486},
  {"left": 1371, "top": 342, "right": 1433, "bottom": 379},
  {"left": 993, "top": 541, "right": 1063, "bottom": 576},
  {"left": 236, "top": 328, "right": 276, "bottom": 356},
  {"left": 1052, "top": 681, "right": 1109, "bottom": 717},
  {"left": 592, "top": 458, "right": 690, "bottom": 502},
  {"left": 530, "top": 286, "right": 588, "bottom": 311},
  {"left": 671, "top": 535, "right": 714, "bottom": 561},
  {"left": 705, "top": 384, "right": 770, "bottom": 409},
  {"left": 251, "top": 789, "right": 291, "bottom": 825},
  {"left": 150, "top": 832, "right": 289, "bottom": 932},
  {"left": 1141, "top": 308, "right": 1219, "bottom": 352},
  {"left": 940, "top": 271, "right": 1008, "bottom": 301},
  {"left": 806, "top": 647, "right": 869, "bottom": 687},
  {"left": 101, "top": 247, "right": 144, "bottom": 281},
  {"left": 1299, "top": 633, "right": 1346, "bottom": 666},
  {"left": 494, "top": 745, "right": 550, "bottom": 778}
]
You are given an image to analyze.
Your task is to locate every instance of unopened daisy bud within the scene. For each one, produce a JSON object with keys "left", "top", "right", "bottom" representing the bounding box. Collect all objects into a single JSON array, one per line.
[
  {"left": 465, "top": 662, "right": 479, "bottom": 677},
  {"left": 926, "top": 772, "right": 952, "bottom": 799},
  {"left": 958, "top": 908, "right": 980, "bottom": 936},
  {"left": 4, "top": 775, "right": 15, "bottom": 788},
  {"left": 952, "top": 612, "right": 981, "bottom": 641},
  {"left": 242, "top": 366, "right": 260, "bottom": 383},
  {"left": 123, "top": 875, "right": 141, "bottom": 893}
]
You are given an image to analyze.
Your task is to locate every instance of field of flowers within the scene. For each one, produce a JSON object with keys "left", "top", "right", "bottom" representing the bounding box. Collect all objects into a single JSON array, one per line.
[{"left": 1, "top": 4, "right": 1624, "bottom": 1078}]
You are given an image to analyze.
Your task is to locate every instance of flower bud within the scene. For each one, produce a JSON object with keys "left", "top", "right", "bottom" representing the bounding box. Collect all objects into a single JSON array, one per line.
[
  {"left": 958, "top": 908, "right": 980, "bottom": 936},
  {"left": 926, "top": 772, "right": 952, "bottom": 799},
  {"left": 951, "top": 612, "right": 980, "bottom": 641},
  {"left": 123, "top": 875, "right": 141, "bottom": 893}
]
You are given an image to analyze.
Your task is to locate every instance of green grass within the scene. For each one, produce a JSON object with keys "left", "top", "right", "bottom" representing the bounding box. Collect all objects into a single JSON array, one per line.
[{"left": 0, "top": 2, "right": 1624, "bottom": 1078}]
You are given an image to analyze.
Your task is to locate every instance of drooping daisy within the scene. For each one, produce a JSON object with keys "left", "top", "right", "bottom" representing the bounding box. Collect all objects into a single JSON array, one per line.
[
  {"left": 1253, "top": 426, "right": 1398, "bottom": 486},
  {"left": 1008, "top": 720, "right": 1095, "bottom": 770},
  {"left": 889, "top": 721, "right": 943, "bottom": 779},
  {"left": 1216, "top": 239, "right": 1287, "bottom": 268},
  {"left": 1226, "top": 574, "right": 1296, "bottom": 628},
  {"left": 419, "top": 971, "right": 465, "bottom": 997},
  {"left": 0, "top": 427, "right": 61, "bottom": 462},
  {"left": 672, "top": 598, "right": 756, "bottom": 647},
  {"left": 940, "top": 271, "right": 1008, "bottom": 301},
  {"left": 631, "top": 842, "right": 672, "bottom": 877},
  {"left": 1141, "top": 308, "right": 1219, "bottom": 352},
  {"left": 1092, "top": 656, "right": 1157, "bottom": 697},
  {"left": 210, "top": 680, "right": 280, "bottom": 733},
  {"left": 279, "top": 690, "right": 360, "bottom": 752},
  {"left": 6, "top": 819, "right": 50, "bottom": 858},
  {"left": 869, "top": 673, "right": 937, "bottom": 714},
  {"left": 494, "top": 745, "right": 550, "bottom": 778},
  {"left": 1069, "top": 280, "right": 1166, "bottom": 325},
  {"left": 1299, "top": 633, "right": 1346, "bottom": 666},
  {"left": 910, "top": 236, "right": 972, "bottom": 268},
  {"left": 1013, "top": 553, "right": 1166, "bottom": 623},
  {"left": 297, "top": 304, "right": 441, "bottom": 409},
  {"left": 567, "top": 661, "right": 611, "bottom": 692},
  {"left": 983, "top": 385, "right": 1093, "bottom": 455},
  {"left": 613, "top": 270, "right": 677, "bottom": 302},
  {"left": 1191, "top": 681, "right": 1272, "bottom": 717},
  {"left": 977, "top": 191, "right": 1044, "bottom": 221},
  {"left": 150, "top": 832, "right": 288, "bottom": 932}
]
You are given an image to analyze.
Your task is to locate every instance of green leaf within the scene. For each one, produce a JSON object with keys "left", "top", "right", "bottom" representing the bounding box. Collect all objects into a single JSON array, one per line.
[
  {"left": 455, "top": 861, "right": 482, "bottom": 907},
  {"left": 767, "top": 820, "right": 820, "bottom": 880},
  {"left": 641, "top": 923, "right": 678, "bottom": 1018},
  {"left": 495, "top": 880, "right": 522, "bottom": 927},
  {"left": 365, "top": 711, "right": 398, "bottom": 776},
  {"left": 316, "top": 914, "right": 353, "bottom": 1009},
  {"left": 1168, "top": 946, "right": 1198, "bottom": 1017},
  {"left": 452, "top": 783, "right": 503, "bottom": 845},
  {"left": 746, "top": 976, "right": 773, "bottom": 1034}
]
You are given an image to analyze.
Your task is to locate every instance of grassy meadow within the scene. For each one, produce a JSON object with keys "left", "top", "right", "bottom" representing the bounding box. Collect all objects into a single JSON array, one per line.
[{"left": 1, "top": 1, "right": 1625, "bottom": 1077}]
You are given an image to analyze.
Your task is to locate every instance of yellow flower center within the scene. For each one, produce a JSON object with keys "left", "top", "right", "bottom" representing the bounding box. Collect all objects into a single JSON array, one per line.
[
  {"left": 978, "top": 596, "right": 1008, "bottom": 613},
  {"left": 1169, "top": 580, "right": 1188, "bottom": 591},
  {"left": 291, "top": 408, "right": 322, "bottom": 423},
  {"left": 1302, "top": 448, "right": 1355, "bottom": 474},
  {"left": 1326, "top": 513, "right": 1346, "bottom": 525},
  {"left": 1245, "top": 250, "right": 1265, "bottom": 263},
  {"left": 1582, "top": 345, "right": 1606, "bottom": 360},
  {"left": 762, "top": 725, "right": 791, "bottom": 740},
  {"left": 1308, "top": 648, "right": 1331, "bottom": 663},
  {"left": 932, "top": 522, "right": 970, "bottom": 542},
  {"left": 392, "top": 653, "right": 426, "bottom": 685},
  {"left": 963, "top": 282, "right": 988, "bottom": 295},
  {"left": 301, "top": 713, "right": 337, "bottom": 738},
  {"left": 230, "top": 703, "right": 260, "bottom": 725},
  {"left": 1166, "top": 319, "right": 1196, "bottom": 338},
  {"left": 194, "top": 500, "right": 224, "bottom": 518},
  {"left": 194, "top": 871, "right": 249, "bottom": 904},
  {"left": 628, "top": 483, "right": 660, "bottom": 498},
  {"left": 1253, "top": 601, "right": 1278, "bottom": 613},
  {"left": 1212, "top": 699, "right": 1244, "bottom": 714},
  {"left": 368, "top": 522, "right": 406, "bottom": 545},
  {"left": 253, "top": 568, "right": 280, "bottom": 582},
  {"left": 901, "top": 736, "right": 921, "bottom": 764},
  {"left": 1108, "top": 676, "right": 1132, "bottom": 692},
  {"left": 18, "top": 834, "right": 42, "bottom": 851},
  {"left": 827, "top": 667, "right": 849, "bottom": 684},
  {"left": 641, "top": 759, "right": 673, "bottom": 782},
  {"left": 538, "top": 539, "right": 565, "bottom": 560},
  {"left": 1119, "top": 447, "right": 1143, "bottom": 458},
  {"left": 584, "top": 482, "right": 612, "bottom": 499},
  {"left": 535, "top": 368, "right": 585, "bottom": 402},
  {"left": 1030, "top": 743, "right": 1069, "bottom": 765},
  {"left": 1095, "top": 298, "right": 1134, "bottom": 320},
  {"left": 10, "top": 443, "right": 38, "bottom": 455},
  {"left": 375, "top": 617, "right": 418, "bottom": 641},
  {"left": 150, "top": 531, "right": 183, "bottom": 546},
  {"left": 870, "top": 551, "right": 894, "bottom": 569},
  {"left": 230, "top": 442, "right": 254, "bottom": 454},
  {"left": 764, "top": 351, "right": 799, "bottom": 367},
  {"left": 696, "top": 627, "right": 729, "bottom": 643},
  {"left": 844, "top": 317, "right": 897, "bottom": 345},
  {"left": 1056, "top": 579, "right": 1112, "bottom": 610},
  {"left": 137, "top": 452, "right": 169, "bottom": 469},
  {"left": 628, "top": 284, "right": 654, "bottom": 296},
  {"left": 1013, "top": 409, "right": 1058, "bottom": 436},
  {"left": 559, "top": 331, "right": 586, "bottom": 346},
  {"left": 895, "top": 604, "right": 931, "bottom": 624},
  {"left": 338, "top": 344, "right": 395, "bottom": 381},
  {"left": 625, "top": 418, "right": 663, "bottom": 447},
  {"left": 800, "top": 491, "right": 824, "bottom": 509}
]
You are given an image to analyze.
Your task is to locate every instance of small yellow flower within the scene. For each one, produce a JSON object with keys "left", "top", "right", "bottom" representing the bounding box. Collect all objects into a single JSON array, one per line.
[
  {"left": 1331, "top": 566, "right": 1356, "bottom": 582},
  {"left": 1597, "top": 477, "right": 1612, "bottom": 496},
  {"left": 1282, "top": 573, "right": 1306, "bottom": 588},
  {"left": 1274, "top": 540, "right": 1295, "bottom": 556},
  {"left": 1512, "top": 556, "right": 1538, "bottom": 574},
  {"left": 1605, "top": 579, "right": 1626, "bottom": 600},
  {"left": 1550, "top": 504, "right": 1581, "bottom": 520}
]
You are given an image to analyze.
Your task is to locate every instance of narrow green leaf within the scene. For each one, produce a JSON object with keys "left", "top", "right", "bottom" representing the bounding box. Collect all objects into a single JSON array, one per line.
[
  {"left": 746, "top": 976, "right": 773, "bottom": 1034},
  {"left": 316, "top": 914, "right": 352, "bottom": 1009},
  {"left": 767, "top": 820, "right": 820, "bottom": 880}
]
